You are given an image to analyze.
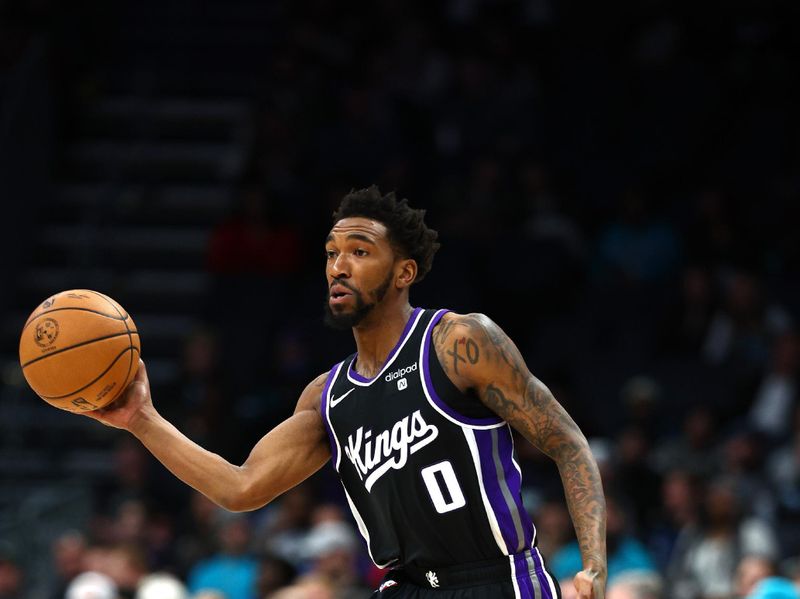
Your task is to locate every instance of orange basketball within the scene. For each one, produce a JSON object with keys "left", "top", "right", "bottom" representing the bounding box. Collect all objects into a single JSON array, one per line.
[{"left": 19, "top": 289, "right": 141, "bottom": 413}]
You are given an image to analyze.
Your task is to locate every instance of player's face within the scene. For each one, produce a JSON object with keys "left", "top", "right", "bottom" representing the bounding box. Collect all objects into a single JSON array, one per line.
[{"left": 323, "top": 217, "right": 397, "bottom": 329}]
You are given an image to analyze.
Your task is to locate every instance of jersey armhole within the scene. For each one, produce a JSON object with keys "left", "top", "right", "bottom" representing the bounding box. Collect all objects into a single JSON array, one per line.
[
  {"left": 320, "top": 361, "right": 346, "bottom": 470},
  {"left": 422, "top": 310, "right": 504, "bottom": 427}
]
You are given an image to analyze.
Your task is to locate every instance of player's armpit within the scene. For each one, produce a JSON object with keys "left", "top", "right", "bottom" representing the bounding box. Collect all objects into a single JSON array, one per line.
[{"left": 232, "top": 372, "right": 332, "bottom": 512}]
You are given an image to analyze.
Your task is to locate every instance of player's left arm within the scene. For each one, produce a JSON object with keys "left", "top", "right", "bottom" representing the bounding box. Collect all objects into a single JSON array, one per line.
[{"left": 433, "top": 312, "right": 607, "bottom": 599}]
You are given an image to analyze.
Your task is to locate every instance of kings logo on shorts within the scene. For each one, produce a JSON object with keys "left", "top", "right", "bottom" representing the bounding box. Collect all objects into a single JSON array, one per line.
[{"left": 344, "top": 409, "right": 438, "bottom": 492}]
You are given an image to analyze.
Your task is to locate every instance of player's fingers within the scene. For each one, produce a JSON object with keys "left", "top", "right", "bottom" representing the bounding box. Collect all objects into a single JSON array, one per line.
[
  {"left": 78, "top": 404, "right": 118, "bottom": 427},
  {"left": 573, "top": 574, "right": 596, "bottom": 599}
]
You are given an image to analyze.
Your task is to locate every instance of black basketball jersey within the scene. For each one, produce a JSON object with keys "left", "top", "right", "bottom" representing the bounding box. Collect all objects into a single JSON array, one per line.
[{"left": 321, "top": 308, "right": 556, "bottom": 590}]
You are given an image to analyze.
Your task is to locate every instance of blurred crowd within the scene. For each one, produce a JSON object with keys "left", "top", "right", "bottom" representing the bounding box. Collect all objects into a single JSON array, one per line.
[
  {"left": 2, "top": 366, "right": 800, "bottom": 599},
  {"left": 4, "top": 177, "right": 800, "bottom": 599},
  {"left": 3, "top": 0, "right": 800, "bottom": 598}
]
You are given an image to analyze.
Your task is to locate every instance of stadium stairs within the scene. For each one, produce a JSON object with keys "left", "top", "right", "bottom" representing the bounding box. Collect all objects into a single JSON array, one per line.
[{"left": 0, "top": 2, "right": 271, "bottom": 593}]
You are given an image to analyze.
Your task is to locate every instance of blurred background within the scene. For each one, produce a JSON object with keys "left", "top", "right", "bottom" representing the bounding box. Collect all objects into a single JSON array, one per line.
[{"left": 1, "top": 0, "right": 799, "bottom": 598}]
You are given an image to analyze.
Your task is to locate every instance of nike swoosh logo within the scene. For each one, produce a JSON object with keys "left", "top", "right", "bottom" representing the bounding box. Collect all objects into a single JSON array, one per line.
[{"left": 330, "top": 388, "right": 355, "bottom": 408}]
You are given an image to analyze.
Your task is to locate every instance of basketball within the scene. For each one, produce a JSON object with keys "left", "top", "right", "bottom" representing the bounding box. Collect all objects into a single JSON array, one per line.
[{"left": 18, "top": 289, "right": 141, "bottom": 413}]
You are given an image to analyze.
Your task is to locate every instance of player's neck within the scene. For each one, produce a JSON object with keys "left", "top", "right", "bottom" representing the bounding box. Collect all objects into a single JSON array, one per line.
[{"left": 351, "top": 300, "right": 414, "bottom": 379}]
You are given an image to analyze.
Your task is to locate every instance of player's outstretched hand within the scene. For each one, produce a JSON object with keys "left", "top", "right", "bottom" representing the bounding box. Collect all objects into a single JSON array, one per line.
[
  {"left": 574, "top": 568, "right": 605, "bottom": 599},
  {"left": 83, "top": 359, "right": 154, "bottom": 431}
]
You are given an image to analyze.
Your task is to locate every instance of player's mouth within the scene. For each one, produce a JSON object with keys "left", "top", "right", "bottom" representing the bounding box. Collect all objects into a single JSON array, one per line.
[{"left": 329, "top": 284, "right": 354, "bottom": 306}]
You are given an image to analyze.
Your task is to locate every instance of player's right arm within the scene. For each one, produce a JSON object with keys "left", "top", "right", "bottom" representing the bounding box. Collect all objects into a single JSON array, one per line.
[{"left": 86, "top": 359, "right": 331, "bottom": 512}]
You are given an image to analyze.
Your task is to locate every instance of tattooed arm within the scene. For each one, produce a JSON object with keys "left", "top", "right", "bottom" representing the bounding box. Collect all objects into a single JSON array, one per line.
[{"left": 432, "top": 312, "right": 607, "bottom": 599}]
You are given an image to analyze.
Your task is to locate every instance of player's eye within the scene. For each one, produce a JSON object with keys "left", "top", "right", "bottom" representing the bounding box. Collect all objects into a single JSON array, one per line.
[
  {"left": 354, "top": 248, "right": 369, "bottom": 257},
  {"left": 325, "top": 249, "right": 337, "bottom": 259}
]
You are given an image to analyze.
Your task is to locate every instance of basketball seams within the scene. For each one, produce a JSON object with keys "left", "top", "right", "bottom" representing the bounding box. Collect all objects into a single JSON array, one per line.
[
  {"left": 84, "top": 290, "right": 130, "bottom": 319},
  {"left": 21, "top": 331, "right": 139, "bottom": 369},
  {"left": 23, "top": 307, "right": 128, "bottom": 330},
  {"left": 41, "top": 346, "right": 140, "bottom": 400},
  {"left": 85, "top": 290, "right": 136, "bottom": 397}
]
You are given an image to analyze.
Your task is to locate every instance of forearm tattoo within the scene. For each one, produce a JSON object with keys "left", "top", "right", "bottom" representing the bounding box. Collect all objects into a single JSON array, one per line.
[{"left": 433, "top": 314, "right": 607, "bottom": 573}]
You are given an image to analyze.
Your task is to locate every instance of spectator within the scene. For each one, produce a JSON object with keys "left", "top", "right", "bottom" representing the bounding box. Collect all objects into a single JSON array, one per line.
[
  {"left": 135, "top": 573, "right": 188, "bottom": 599},
  {"left": 268, "top": 579, "right": 334, "bottom": 599},
  {"left": 170, "top": 327, "right": 226, "bottom": 445},
  {"left": 93, "top": 438, "right": 177, "bottom": 530},
  {"left": 722, "top": 431, "right": 775, "bottom": 522},
  {"left": 667, "top": 476, "right": 778, "bottom": 599},
  {"left": 104, "top": 545, "right": 149, "bottom": 599},
  {"left": 767, "top": 407, "right": 800, "bottom": 556},
  {"left": 256, "top": 554, "right": 297, "bottom": 598},
  {"left": 607, "top": 571, "right": 663, "bottom": 599},
  {"left": 48, "top": 531, "right": 88, "bottom": 599},
  {"left": 703, "top": 270, "right": 792, "bottom": 369},
  {"left": 255, "top": 485, "right": 315, "bottom": 567},
  {"left": 592, "top": 191, "right": 681, "bottom": 356},
  {"left": 187, "top": 513, "right": 258, "bottom": 599},
  {"left": 144, "top": 512, "right": 178, "bottom": 573},
  {"left": 532, "top": 499, "right": 573, "bottom": 565},
  {"left": 65, "top": 572, "right": 118, "bottom": 599},
  {"left": 111, "top": 499, "right": 148, "bottom": 547},
  {"left": 787, "top": 558, "right": 800, "bottom": 595},
  {"left": 748, "top": 332, "right": 799, "bottom": 442},
  {"left": 735, "top": 556, "right": 777, "bottom": 598},
  {"left": 0, "top": 549, "right": 22, "bottom": 599},
  {"left": 302, "top": 521, "right": 371, "bottom": 599},
  {"left": 83, "top": 545, "right": 112, "bottom": 575},
  {"left": 551, "top": 493, "right": 657, "bottom": 584},
  {"left": 596, "top": 190, "right": 681, "bottom": 285},
  {"left": 206, "top": 185, "right": 304, "bottom": 277},
  {"left": 619, "top": 376, "right": 662, "bottom": 436},
  {"left": 648, "top": 470, "right": 700, "bottom": 571},
  {"left": 747, "top": 578, "right": 800, "bottom": 599},
  {"left": 175, "top": 492, "right": 219, "bottom": 579},
  {"left": 651, "top": 406, "right": 722, "bottom": 479}
]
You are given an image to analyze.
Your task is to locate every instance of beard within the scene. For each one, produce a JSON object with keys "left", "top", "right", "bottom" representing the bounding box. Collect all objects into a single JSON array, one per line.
[{"left": 323, "top": 271, "right": 394, "bottom": 330}]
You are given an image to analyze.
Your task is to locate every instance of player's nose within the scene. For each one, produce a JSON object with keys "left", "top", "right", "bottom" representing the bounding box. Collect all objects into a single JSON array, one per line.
[{"left": 329, "top": 253, "right": 351, "bottom": 277}]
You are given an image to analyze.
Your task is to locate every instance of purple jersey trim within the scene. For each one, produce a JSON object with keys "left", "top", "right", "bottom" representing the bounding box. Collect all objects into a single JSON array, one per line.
[
  {"left": 512, "top": 549, "right": 556, "bottom": 599},
  {"left": 531, "top": 548, "right": 556, "bottom": 599},
  {"left": 510, "top": 432, "right": 539, "bottom": 548},
  {"left": 514, "top": 552, "right": 536, "bottom": 598},
  {"left": 421, "top": 309, "right": 504, "bottom": 427},
  {"left": 474, "top": 427, "right": 536, "bottom": 554},
  {"left": 320, "top": 362, "right": 344, "bottom": 469},
  {"left": 347, "top": 307, "right": 423, "bottom": 384}
]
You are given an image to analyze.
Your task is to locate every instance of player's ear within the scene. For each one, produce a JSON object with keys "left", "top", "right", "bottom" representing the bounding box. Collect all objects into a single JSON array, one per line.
[{"left": 396, "top": 259, "right": 417, "bottom": 289}]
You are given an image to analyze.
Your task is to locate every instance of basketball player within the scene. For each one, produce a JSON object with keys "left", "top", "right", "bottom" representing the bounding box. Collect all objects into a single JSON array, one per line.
[{"left": 88, "top": 187, "right": 607, "bottom": 599}]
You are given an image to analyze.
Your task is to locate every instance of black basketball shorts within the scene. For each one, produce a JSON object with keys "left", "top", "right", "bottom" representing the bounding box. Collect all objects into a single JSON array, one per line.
[{"left": 371, "top": 550, "right": 562, "bottom": 599}]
